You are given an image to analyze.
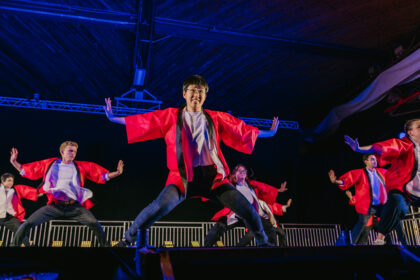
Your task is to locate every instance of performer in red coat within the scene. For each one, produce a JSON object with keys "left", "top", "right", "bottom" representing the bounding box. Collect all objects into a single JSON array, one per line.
[
  {"left": 105, "top": 75, "right": 280, "bottom": 247},
  {"left": 344, "top": 118, "right": 420, "bottom": 245},
  {"left": 204, "top": 164, "right": 291, "bottom": 247},
  {"left": 329, "top": 154, "right": 387, "bottom": 244},
  {"left": 10, "top": 141, "right": 124, "bottom": 247},
  {"left": 0, "top": 173, "right": 39, "bottom": 246}
]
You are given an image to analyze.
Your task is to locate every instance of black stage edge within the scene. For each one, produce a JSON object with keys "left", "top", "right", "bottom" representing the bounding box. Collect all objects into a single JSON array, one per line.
[{"left": 0, "top": 246, "right": 419, "bottom": 280}]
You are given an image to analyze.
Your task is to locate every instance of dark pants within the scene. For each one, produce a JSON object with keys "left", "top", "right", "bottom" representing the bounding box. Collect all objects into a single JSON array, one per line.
[
  {"left": 351, "top": 204, "right": 382, "bottom": 245},
  {"left": 378, "top": 190, "right": 419, "bottom": 243},
  {"left": 274, "top": 226, "right": 287, "bottom": 246},
  {"left": 237, "top": 217, "right": 278, "bottom": 246},
  {"left": 125, "top": 165, "right": 268, "bottom": 246},
  {"left": 13, "top": 203, "right": 109, "bottom": 247},
  {"left": 205, "top": 217, "right": 285, "bottom": 247},
  {"left": 204, "top": 220, "right": 244, "bottom": 247},
  {"left": 351, "top": 202, "right": 408, "bottom": 245},
  {"left": 0, "top": 214, "right": 30, "bottom": 247}
]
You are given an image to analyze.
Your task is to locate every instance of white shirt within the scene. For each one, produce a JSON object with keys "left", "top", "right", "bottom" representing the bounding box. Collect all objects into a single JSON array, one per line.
[
  {"left": 43, "top": 160, "right": 93, "bottom": 204},
  {"left": 0, "top": 184, "right": 16, "bottom": 218},
  {"left": 367, "top": 169, "right": 382, "bottom": 205},
  {"left": 182, "top": 109, "right": 225, "bottom": 177},
  {"left": 227, "top": 182, "right": 268, "bottom": 225},
  {"left": 406, "top": 140, "right": 420, "bottom": 197}
]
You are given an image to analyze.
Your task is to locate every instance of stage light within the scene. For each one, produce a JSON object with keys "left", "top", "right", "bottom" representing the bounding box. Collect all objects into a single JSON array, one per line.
[
  {"left": 216, "top": 241, "right": 224, "bottom": 247},
  {"left": 111, "top": 241, "right": 119, "bottom": 246},
  {"left": 51, "top": 241, "right": 63, "bottom": 247},
  {"left": 0, "top": 241, "right": 3, "bottom": 247},
  {"left": 133, "top": 68, "right": 146, "bottom": 87},
  {"left": 398, "top": 132, "right": 406, "bottom": 139},
  {"left": 163, "top": 240, "right": 174, "bottom": 248},
  {"left": 81, "top": 241, "right": 92, "bottom": 247},
  {"left": 191, "top": 241, "right": 200, "bottom": 247}
]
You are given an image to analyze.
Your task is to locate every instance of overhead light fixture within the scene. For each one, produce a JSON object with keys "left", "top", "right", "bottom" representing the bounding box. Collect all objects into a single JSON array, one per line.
[{"left": 133, "top": 68, "right": 146, "bottom": 87}]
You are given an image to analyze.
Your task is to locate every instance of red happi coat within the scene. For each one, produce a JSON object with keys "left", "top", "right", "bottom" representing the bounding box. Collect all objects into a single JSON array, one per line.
[
  {"left": 372, "top": 137, "right": 418, "bottom": 195},
  {"left": 338, "top": 168, "right": 387, "bottom": 215},
  {"left": 21, "top": 158, "right": 109, "bottom": 209},
  {"left": 125, "top": 107, "right": 259, "bottom": 195},
  {"left": 211, "top": 180, "right": 281, "bottom": 221},
  {"left": 348, "top": 198, "right": 377, "bottom": 227},
  {"left": 8, "top": 185, "right": 39, "bottom": 222}
]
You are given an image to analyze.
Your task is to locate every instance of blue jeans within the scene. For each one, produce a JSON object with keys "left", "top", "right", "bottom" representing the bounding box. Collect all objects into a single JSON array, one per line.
[
  {"left": 13, "top": 203, "right": 109, "bottom": 247},
  {"left": 125, "top": 166, "right": 268, "bottom": 246}
]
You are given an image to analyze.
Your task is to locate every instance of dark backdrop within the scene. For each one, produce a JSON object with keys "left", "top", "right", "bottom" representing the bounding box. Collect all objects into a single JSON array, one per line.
[{"left": 0, "top": 99, "right": 415, "bottom": 229}]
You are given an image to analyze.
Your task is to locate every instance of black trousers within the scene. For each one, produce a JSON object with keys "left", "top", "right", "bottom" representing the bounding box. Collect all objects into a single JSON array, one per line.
[
  {"left": 126, "top": 165, "right": 268, "bottom": 246},
  {"left": 13, "top": 203, "right": 109, "bottom": 247},
  {"left": 237, "top": 217, "right": 278, "bottom": 246},
  {"left": 0, "top": 214, "right": 30, "bottom": 247}
]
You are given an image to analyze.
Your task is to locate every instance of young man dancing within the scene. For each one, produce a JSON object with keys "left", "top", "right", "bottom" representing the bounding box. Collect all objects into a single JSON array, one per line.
[
  {"left": 10, "top": 141, "right": 123, "bottom": 247},
  {"left": 105, "top": 75, "right": 280, "bottom": 247},
  {"left": 344, "top": 118, "right": 420, "bottom": 245}
]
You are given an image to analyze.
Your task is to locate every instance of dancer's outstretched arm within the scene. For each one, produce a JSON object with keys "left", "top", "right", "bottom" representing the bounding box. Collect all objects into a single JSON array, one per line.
[
  {"left": 107, "top": 160, "right": 124, "bottom": 179},
  {"left": 328, "top": 170, "right": 344, "bottom": 185},
  {"left": 258, "top": 117, "right": 279, "bottom": 138},
  {"left": 104, "top": 98, "right": 126, "bottom": 125},
  {"left": 344, "top": 135, "right": 382, "bottom": 154},
  {"left": 10, "top": 147, "right": 22, "bottom": 172}
]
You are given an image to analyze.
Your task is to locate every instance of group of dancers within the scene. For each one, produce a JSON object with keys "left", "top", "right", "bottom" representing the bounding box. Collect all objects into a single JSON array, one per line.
[
  {"left": 330, "top": 120, "right": 420, "bottom": 245},
  {"left": 1, "top": 74, "right": 419, "bottom": 247}
]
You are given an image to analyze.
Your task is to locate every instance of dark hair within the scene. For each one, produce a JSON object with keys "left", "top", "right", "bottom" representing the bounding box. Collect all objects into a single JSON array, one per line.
[
  {"left": 229, "top": 164, "right": 247, "bottom": 185},
  {"left": 404, "top": 119, "right": 420, "bottom": 133},
  {"left": 1, "top": 173, "right": 14, "bottom": 182},
  {"left": 229, "top": 164, "right": 256, "bottom": 187},
  {"left": 182, "top": 75, "right": 209, "bottom": 93},
  {"left": 362, "top": 153, "right": 375, "bottom": 162}
]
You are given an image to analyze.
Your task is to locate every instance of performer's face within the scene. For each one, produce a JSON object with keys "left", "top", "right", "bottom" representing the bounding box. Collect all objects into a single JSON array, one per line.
[
  {"left": 407, "top": 120, "right": 420, "bottom": 143},
  {"left": 235, "top": 166, "right": 247, "bottom": 181},
  {"left": 364, "top": 155, "right": 377, "bottom": 169},
  {"left": 183, "top": 84, "right": 207, "bottom": 111},
  {"left": 1, "top": 177, "right": 14, "bottom": 188},
  {"left": 60, "top": 145, "right": 78, "bottom": 162}
]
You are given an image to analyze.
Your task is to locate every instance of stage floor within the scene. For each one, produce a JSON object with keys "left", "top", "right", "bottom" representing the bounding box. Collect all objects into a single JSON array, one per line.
[{"left": 0, "top": 245, "right": 419, "bottom": 279}]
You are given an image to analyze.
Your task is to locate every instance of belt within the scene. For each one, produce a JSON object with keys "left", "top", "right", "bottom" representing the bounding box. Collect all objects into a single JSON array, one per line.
[{"left": 54, "top": 199, "right": 77, "bottom": 205}]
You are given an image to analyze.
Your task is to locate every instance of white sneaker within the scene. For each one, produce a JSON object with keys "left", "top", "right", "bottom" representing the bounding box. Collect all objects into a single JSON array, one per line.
[{"left": 373, "top": 239, "right": 385, "bottom": 245}]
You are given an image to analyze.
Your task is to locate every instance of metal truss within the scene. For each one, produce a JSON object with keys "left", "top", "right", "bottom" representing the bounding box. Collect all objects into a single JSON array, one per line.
[
  {"left": 0, "top": 95, "right": 299, "bottom": 129},
  {"left": 0, "top": 96, "right": 151, "bottom": 116},
  {"left": 239, "top": 117, "right": 299, "bottom": 129}
]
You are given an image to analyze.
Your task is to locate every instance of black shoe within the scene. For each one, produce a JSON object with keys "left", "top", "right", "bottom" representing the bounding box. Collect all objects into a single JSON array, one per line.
[{"left": 113, "top": 239, "right": 130, "bottom": 248}]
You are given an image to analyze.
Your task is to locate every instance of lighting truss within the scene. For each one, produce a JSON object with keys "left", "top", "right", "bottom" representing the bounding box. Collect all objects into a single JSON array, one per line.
[
  {"left": 0, "top": 96, "right": 299, "bottom": 129},
  {"left": 239, "top": 117, "right": 299, "bottom": 129}
]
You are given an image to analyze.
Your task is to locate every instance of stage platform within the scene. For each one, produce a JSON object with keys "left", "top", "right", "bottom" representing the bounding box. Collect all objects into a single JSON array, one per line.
[{"left": 0, "top": 246, "right": 419, "bottom": 280}]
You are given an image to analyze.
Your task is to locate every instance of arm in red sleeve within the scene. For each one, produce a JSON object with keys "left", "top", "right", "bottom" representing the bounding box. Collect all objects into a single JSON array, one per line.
[
  {"left": 78, "top": 161, "right": 109, "bottom": 184},
  {"left": 125, "top": 110, "right": 168, "bottom": 143},
  {"left": 217, "top": 111, "right": 259, "bottom": 155},
  {"left": 372, "top": 138, "right": 404, "bottom": 167},
  {"left": 249, "top": 180, "right": 278, "bottom": 205},
  {"left": 338, "top": 169, "right": 362, "bottom": 191},
  {"left": 21, "top": 158, "right": 55, "bottom": 180},
  {"left": 14, "top": 184, "right": 39, "bottom": 201},
  {"left": 270, "top": 202, "right": 284, "bottom": 216}
]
